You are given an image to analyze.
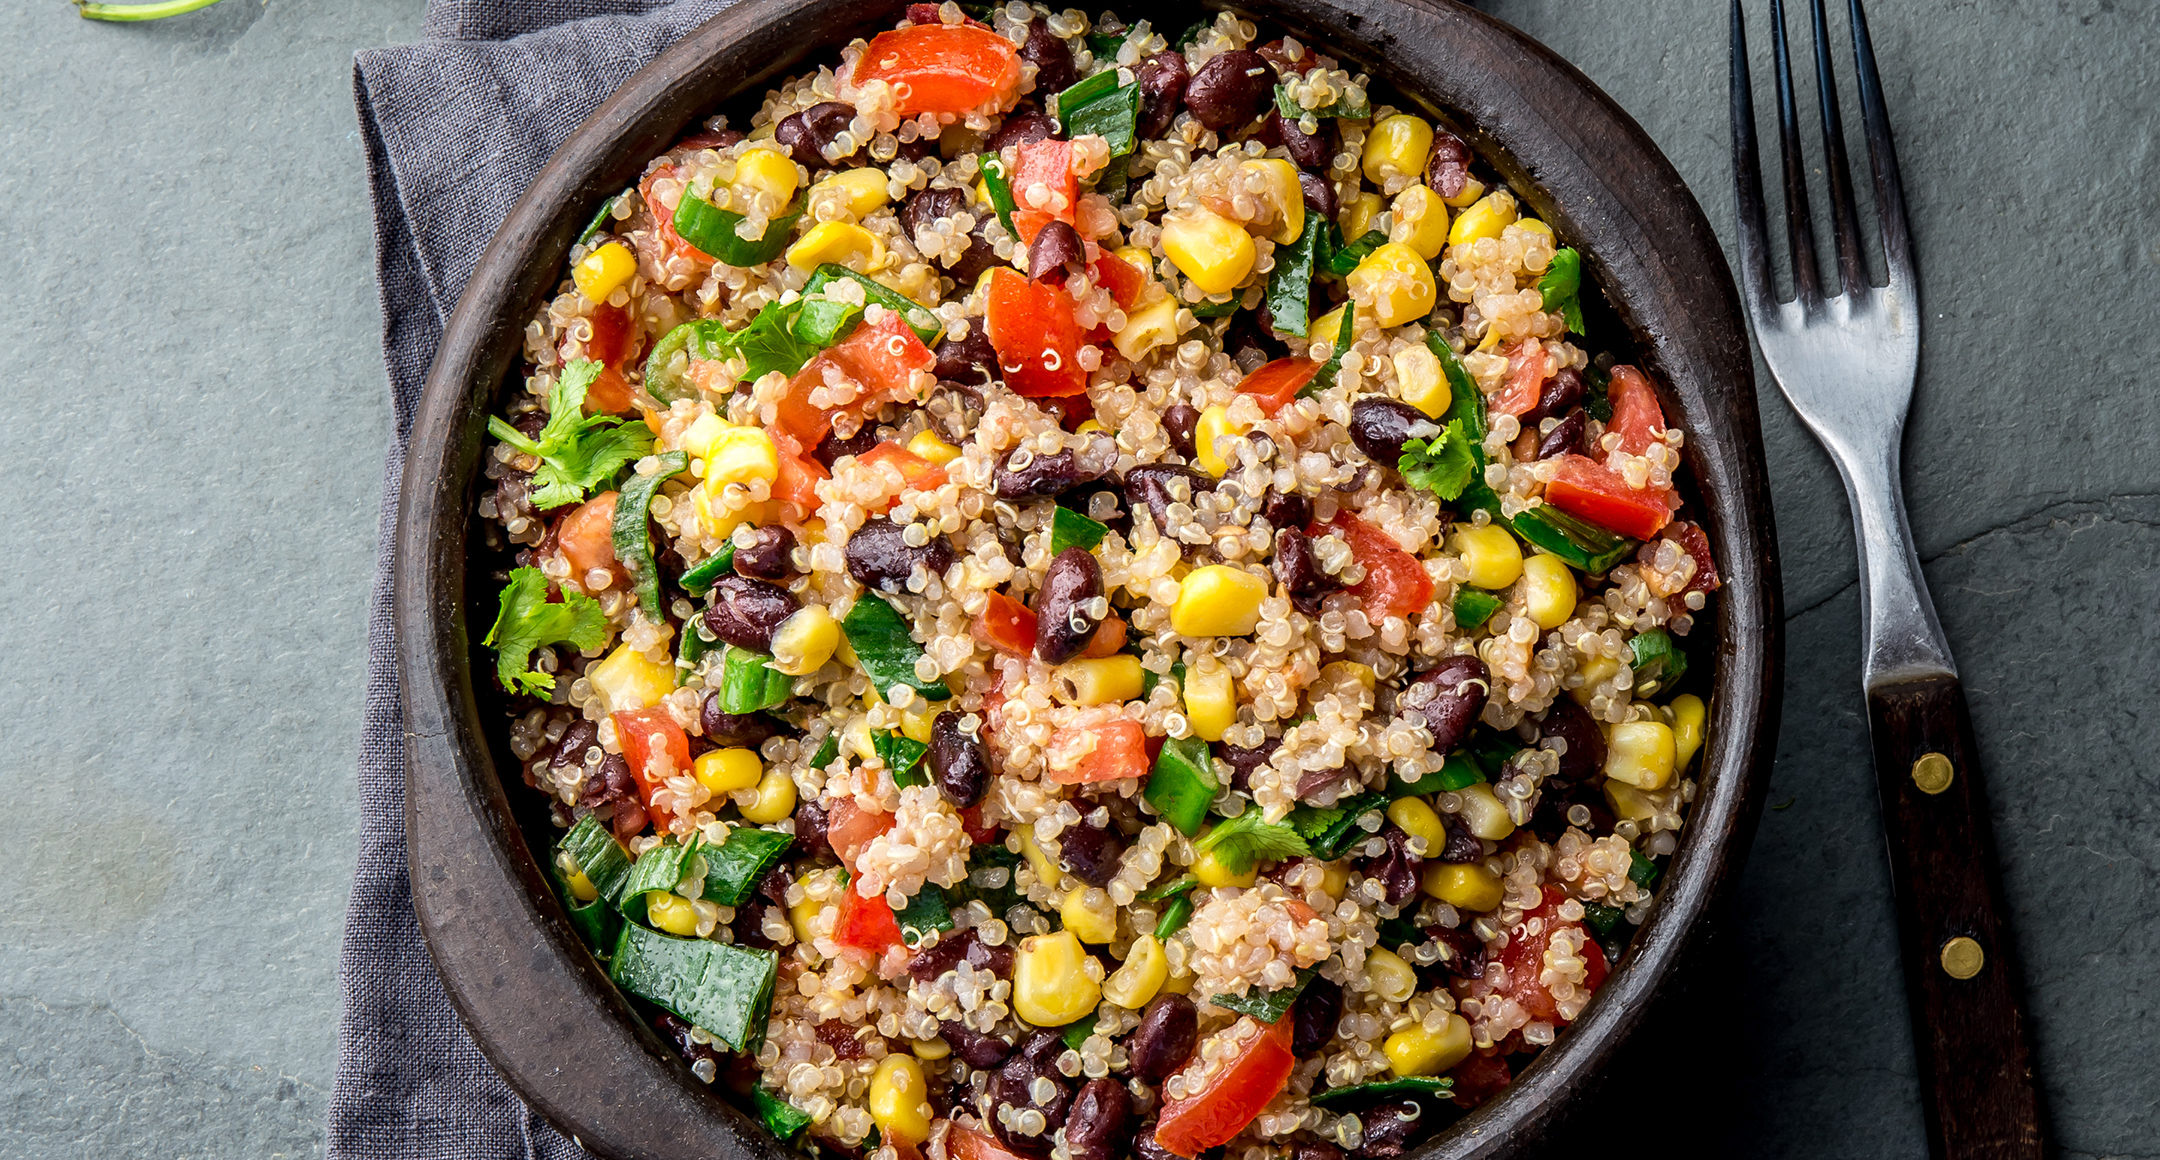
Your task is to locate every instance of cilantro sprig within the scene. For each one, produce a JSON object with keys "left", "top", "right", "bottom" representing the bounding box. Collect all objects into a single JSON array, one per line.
[
  {"left": 485, "top": 567, "right": 608, "bottom": 695},
  {"left": 1397, "top": 419, "right": 1479, "bottom": 501},
  {"left": 487, "top": 359, "right": 654, "bottom": 510},
  {"left": 1195, "top": 810, "right": 1312, "bottom": 877},
  {"left": 1539, "top": 247, "right": 1585, "bottom": 335}
]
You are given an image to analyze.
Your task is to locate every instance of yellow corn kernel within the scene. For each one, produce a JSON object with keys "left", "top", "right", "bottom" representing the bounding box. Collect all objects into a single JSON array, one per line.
[
  {"left": 1451, "top": 522, "right": 1524, "bottom": 590},
  {"left": 1393, "top": 344, "right": 1451, "bottom": 419},
  {"left": 1161, "top": 209, "right": 1257, "bottom": 296},
  {"left": 1193, "top": 404, "right": 1246, "bottom": 478},
  {"left": 905, "top": 429, "right": 961, "bottom": 466},
  {"left": 1604, "top": 779, "right": 1659, "bottom": 822},
  {"left": 1386, "top": 797, "right": 1450, "bottom": 855},
  {"left": 1605, "top": 721, "right": 1677, "bottom": 789},
  {"left": 1309, "top": 305, "right": 1350, "bottom": 351},
  {"left": 1384, "top": 1013, "right": 1473, "bottom": 1077},
  {"left": 1241, "top": 158, "right": 1306, "bottom": 245},
  {"left": 1362, "top": 114, "right": 1434, "bottom": 187},
  {"left": 1319, "top": 860, "right": 1351, "bottom": 899},
  {"left": 789, "top": 868, "right": 836, "bottom": 944},
  {"left": 1340, "top": 191, "right": 1384, "bottom": 241},
  {"left": 1319, "top": 660, "right": 1378, "bottom": 695},
  {"left": 1570, "top": 653, "right": 1623, "bottom": 707},
  {"left": 787, "top": 221, "right": 884, "bottom": 272},
  {"left": 1171, "top": 565, "right": 1268, "bottom": 637},
  {"left": 768, "top": 606, "right": 840, "bottom": 676},
  {"left": 1191, "top": 842, "right": 1258, "bottom": 889},
  {"left": 1051, "top": 655, "right": 1146, "bottom": 707},
  {"left": 645, "top": 891, "right": 702, "bottom": 936},
  {"left": 1012, "top": 930, "right": 1101, "bottom": 1027},
  {"left": 1017, "top": 823, "right": 1062, "bottom": 888},
  {"left": 1061, "top": 886, "right": 1119, "bottom": 944},
  {"left": 868, "top": 1055, "right": 934, "bottom": 1146},
  {"left": 560, "top": 860, "right": 600, "bottom": 903},
  {"left": 678, "top": 412, "right": 730, "bottom": 459},
  {"left": 1670, "top": 694, "right": 1706, "bottom": 772},
  {"left": 910, "top": 1037, "right": 951, "bottom": 1061},
  {"left": 1448, "top": 190, "right": 1518, "bottom": 247},
  {"left": 1182, "top": 661, "right": 1237, "bottom": 742},
  {"left": 690, "top": 485, "right": 777, "bottom": 542},
  {"left": 898, "top": 699, "right": 942, "bottom": 744},
  {"left": 588, "top": 643, "right": 675, "bottom": 714},
  {"left": 1346, "top": 241, "right": 1438, "bottom": 329},
  {"left": 734, "top": 147, "right": 800, "bottom": 207},
  {"left": 572, "top": 241, "right": 637, "bottom": 303},
  {"left": 705, "top": 426, "right": 780, "bottom": 487},
  {"left": 735, "top": 764, "right": 798, "bottom": 823},
  {"left": 1115, "top": 245, "right": 1157, "bottom": 276},
  {"left": 1160, "top": 968, "right": 1197, "bottom": 994},
  {"left": 1364, "top": 947, "right": 1418, "bottom": 1004},
  {"left": 1102, "top": 933, "right": 1169, "bottom": 1009},
  {"left": 1520, "top": 553, "right": 1578, "bottom": 630},
  {"left": 1113, "top": 295, "right": 1180, "bottom": 363},
  {"left": 974, "top": 177, "right": 993, "bottom": 207},
  {"left": 1515, "top": 217, "right": 1554, "bottom": 241},
  {"left": 694, "top": 747, "right": 764, "bottom": 795},
  {"left": 1389, "top": 185, "right": 1450, "bottom": 260},
  {"left": 1442, "top": 176, "right": 1487, "bottom": 209},
  {"left": 1421, "top": 861, "right": 1504, "bottom": 910},
  {"left": 1456, "top": 781, "right": 1516, "bottom": 840},
  {"left": 811, "top": 168, "right": 892, "bottom": 220}
]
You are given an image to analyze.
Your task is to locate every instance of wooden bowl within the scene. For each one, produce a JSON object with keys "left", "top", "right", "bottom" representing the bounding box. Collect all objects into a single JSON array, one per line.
[{"left": 395, "top": 1, "right": 1783, "bottom": 1155}]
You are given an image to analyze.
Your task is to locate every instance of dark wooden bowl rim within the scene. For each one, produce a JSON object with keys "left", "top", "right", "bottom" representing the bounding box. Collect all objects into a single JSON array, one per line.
[{"left": 394, "top": 2, "right": 1783, "bottom": 1156}]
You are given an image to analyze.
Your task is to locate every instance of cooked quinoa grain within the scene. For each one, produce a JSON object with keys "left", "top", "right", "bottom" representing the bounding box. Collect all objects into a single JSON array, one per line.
[{"left": 481, "top": 8, "right": 1724, "bottom": 1158}]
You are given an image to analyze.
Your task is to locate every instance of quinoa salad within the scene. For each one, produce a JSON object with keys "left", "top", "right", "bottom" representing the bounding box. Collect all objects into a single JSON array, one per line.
[{"left": 479, "top": 6, "right": 1723, "bottom": 1160}]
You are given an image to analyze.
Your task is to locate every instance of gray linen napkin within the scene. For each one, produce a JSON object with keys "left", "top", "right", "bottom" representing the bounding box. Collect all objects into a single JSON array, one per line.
[{"left": 335, "top": 3, "right": 728, "bottom": 1155}]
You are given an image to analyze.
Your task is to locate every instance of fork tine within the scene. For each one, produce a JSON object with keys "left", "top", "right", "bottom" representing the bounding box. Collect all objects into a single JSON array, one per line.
[
  {"left": 1810, "top": 0, "right": 1869, "bottom": 295},
  {"left": 1728, "top": 0, "right": 1780, "bottom": 319},
  {"left": 1848, "top": 0, "right": 1915, "bottom": 286},
  {"left": 1770, "top": 0, "right": 1823, "bottom": 307}
]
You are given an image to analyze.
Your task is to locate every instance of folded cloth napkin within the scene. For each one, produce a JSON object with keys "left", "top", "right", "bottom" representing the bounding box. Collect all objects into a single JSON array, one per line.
[{"left": 334, "top": 2, "right": 730, "bottom": 1155}]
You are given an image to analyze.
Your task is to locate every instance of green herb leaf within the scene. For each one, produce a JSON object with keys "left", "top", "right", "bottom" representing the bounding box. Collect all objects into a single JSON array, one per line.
[
  {"left": 803, "top": 264, "right": 944, "bottom": 345},
  {"left": 703, "top": 827, "right": 795, "bottom": 906},
  {"left": 1173, "top": 19, "right": 1208, "bottom": 48},
  {"left": 1086, "top": 31, "right": 1126, "bottom": 57},
  {"left": 1195, "top": 810, "right": 1312, "bottom": 876},
  {"left": 1050, "top": 505, "right": 1109, "bottom": 555},
  {"left": 1375, "top": 914, "right": 1425, "bottom": 951},
  {"left": 809, "top": 732, "right": 841, "bottom": 771},
  {"left": 978, "top": 157, "right": 1018, "bottom": 235},
  {"left": 1143, "top": 736, "right": 1218, "bottom": 837},
  {"left": 1584, "top": 363, "right": 1613, "bottom": 422},
  {"left": 718, "top": 298, "right": 826, "bottom": 383},
  {"left": 1298, "top": 304, "right": 1357, "bottom": 399},
  {"left": 1538, "top": 247, "right": 1585, "bottom": 334},
  {"left": 1325, "top": 228, "right": 1388, "bottom": 278},
  {"left": 1060, "top": 1011, "right": 1099, "bottom": 1049},
  {"left": 1466, "top": 732, "right": 1524, "bottom": 779},
  {"left": 1153, "top": 892, "right": 1194, "bottom": 940},
  {"left": 1210, "top": 968, "right": 1312, "bottom": 1022},
  {"left": 895, "top": 885, "right": 955, "bottom": 947},
  {"left": 485, "top": 567, "right": 610, "bottom": 695},
  {"left": 1392, "top": 752, "right": 1483, "bottom": 797},
  {"left": 1136, "top": 873, "right": 1198, "bottom": 902},
  {"left": 875, "top": 731, "right": 931, "bottom": 788},
  {"left": 673, "top": 189, "right": 804, "bottom": 267},
  {"left": 1288, "top": 792, "right": 1386, "bottom": 860},
  {"left": 952, "top": 844, "right": 1025, "bottom": 918},
  {"left": 1055, "top": 71, "right": 1141, "bottom": 157},
  {"left": 613, "top": 451, "right": 691, "bottom": 620},
  {"left": 1310, "top": 1076, "right": 1454, "bottom": 1108},
  {"left": 1264, "top": 211, "right": 1328, "bottom": 338},
  {"left": 841, "top": 594, "right": 953, "bottom": 701},
  {"left": 789, "top": 297, "right": 863, "bottom": 348},
  {"left": 1397, "top": 419, "right": 1478, "bottom": 501},
  {"left": 1451, "top": 587, "right": 1504, "bottom": 632},
  {"left": 750, "top": 1088, "right": 813, "bottom": 1142},
  {"left": 489, "top": 359, "right": 657, "bottom": 510}
]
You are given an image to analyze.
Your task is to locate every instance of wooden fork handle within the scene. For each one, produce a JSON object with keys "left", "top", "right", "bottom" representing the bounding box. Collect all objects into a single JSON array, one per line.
[{"left": 1867, "top": 675, "right": 2045, "bottom": 1160}]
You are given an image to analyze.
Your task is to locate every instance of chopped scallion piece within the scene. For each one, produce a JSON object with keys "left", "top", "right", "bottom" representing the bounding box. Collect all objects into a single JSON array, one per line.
[
  {"left": 703, "top": 827, "right": 795, "bottom": 906},
  {"left": 1049, "top": 505, "right": 1108, "bottom": 555},
  {"left": 673, "top": 190, "right": 803, "bottom": 267},
  {"left": 609, "top": 924, "right": 778, "bottom": 1052},
  {"left": 1143, "top": 736, "right": 1218, "bottom": 837},
  {"left": 613, "top": 451, "right": 690, "bottom": 620}
]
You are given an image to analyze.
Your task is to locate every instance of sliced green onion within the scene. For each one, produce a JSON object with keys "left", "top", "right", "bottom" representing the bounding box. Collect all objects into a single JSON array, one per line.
[
  {"left": 612, "top": 451, "right": 690, "bottom": 620},
  {"left": 1142, "top": 736, "right": 1217, "bottom": 837},
  {"left": 609, "top": 924, "right": 778, "bottom": 1052},
  {"left": 673, "top": 191, "right": 804, "bottom": 267},
  {"left": 702, "top": 827, "right": 795, "bottom": 906},
  {"left": 1049, "top": 506, "right": 1108, "bottom": 555}
]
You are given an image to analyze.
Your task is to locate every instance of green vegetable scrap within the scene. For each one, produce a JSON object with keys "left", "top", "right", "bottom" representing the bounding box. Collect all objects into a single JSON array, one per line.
[
  {"left": 1264, "top": 211, "right": 1328, "bottom": 338},
  {"left": 487, "top": 359, "right": 655, "bottom": 510},
  {"left": 751, "top": 1087, "right": 813, "bottom": 1142},
  {"left": 1538, "top": 247, "right": 1586, "bottom": 334},
  {"left": 719, "top": 646, "right": 794, "bottom": 714},
  {"left": 1326, "top": 228, "right": 1388, "bottom": 278},
  {"left": 804, "top": 264, "right": 944, "bottom": 345},
  {"left": 1210, "top": 968, "right": 1312, "bottom": 1023},
  {"left": 609, "top": 923, "right": 778, "bottom": 1052},
  {"left": 557, "top": 815, "right": 636, "bottom": 904},
  {"left": 1288, "top": 792, "right": 1387, "bottom": 860},
  {"left": 1272, "top": 82, "right": 1370, "bottom": 123},
  {"left": 841, "top": 594, "right": 953, "bottom": 701},
  {"left": 1298, "top": 305, "right": 1357, "bottom": 399},
  {"left": 1628, "top": 848, "right": 1661, "bottom": 889},
  {"left": 1397, "top": 419, "right": 1479, "bottom": 501},
  {"left": 612, "top": 450, "right": 690, "bottom": 620},
  {"left": 1050, "top": 505, "right": 1109, "bottom": 555},
  {"left": 977, "top": 157, "right": 1018, "bottom": 235},
  {"left": 1152, "top": 892, "right": 1194, "bottom": 940},
  {"left": 895, "top": 885, "right": 955, "bottom": 947},
  {"left": 1055, "top": 70, "right": 1142, "bottom": 157},
  {"left": 1136, "top": 873, "right": 1197, "bottom": 903},
  {"left": 1451, "top": 587, "right": 1504, "bottom": 632},
  {"left": 1310, "top": 1076, "right": 1455, "bottom": 1108},
  {"left": 1143, "top": 736, "right": 1219, "bottom": 837},
  {"left": 643, "top": 319, "right": 733, "bottom": 404},
  {"left": 1194, "top": 809, "right": 1312, "bottom": 876},
  {"left": 1059, "top": 1012, "right": 1099, "bottom": 1050},
  {"left": 679, "top": 542, "right": 737, "bottom": 595},
  {"left": 702, "top": 827, "right": 795, "bottom": 906},
  {"left": 1628, "top": 627, "right": 1688, "bottom": 696},
  {"left": 485, "top": 567, "right": 608, "bottom": 696},
  {"left": 673, "top": 189, "right": 804, "bottom": 267},
  {"left": 875, "top": 730, "right": 931, "bottom": 789}
]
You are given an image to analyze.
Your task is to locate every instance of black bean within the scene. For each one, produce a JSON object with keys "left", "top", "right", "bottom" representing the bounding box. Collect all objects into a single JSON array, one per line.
[
  {"left": 654, "top": 1012, "right": 723, "bottom": 1075},
  {"left": 1136, "top": 52, "right": 1189, "bottom": 139},
  {"left": 1259, "top": 107, "right": 1333, "bottom": 169},
  {"left": 1539, "top": 696, "right": 1607, "bottom": 783},
  {"left": 845, "top": 516, "right": 957, "bottom": 593},
  {"left": 968, "top": 936, "right": 1016, "bottom": 978},
  {"left": 1215, "top": 736, "right": 1280, "bottom": 792},
  {"left": 1523, "top": 366, "right": 1586, "bottom": 426},
  {"left": 731, "top": 895, "right": 779, "bottom": 948},
  {"left": 1028, "top": 219, "right": 1086, "bottom": 285},
  {"left": 1274, "top": 527, "right": 1335, "bottom": 615},
  {"left": 699, "top": 696, "right": 780, "bottom": 748},
  {"left": 576, "top": 750, "right": 635, "bottom": 808},
  {"left": 813, "top": 423, "right": 880, "bottom": 468},
  {"left": 1426, "top": 923, "right": 1490, "bottom": 981},
  {"left": 701, "top": 575, "right": 800, "bottom": 651},
  {"left": 939, "top": 1018, "right": 1014, "bottom": 1069},
  {"left": 994, "top": 446, "right": 1105, "bottom": 499},
  {"left": 1033, "top": 547, "right": 1104, "bottom": 664},
  {"left": 1356, "top": 1101, "right": 1429, "bottom": 1159},
  {"left": 774, "top": 101, "right": 859, "bottom": 169},
  {"left": 1296, "top": 1144, "right": 1347, "bottom": 1160},
  {"left": 947, "top": 214, "right": 1003, "bottom": 285},
  {"left": 987, "top": 103, "right": 1059, "bottom": 153},
  {"left": 793, "top": 800, "right": 830, "bottom": 860},
  {"left": 901, "top": 185, "right": 968, "bottom": 240},
  {"left": 1128, "top": 994, "right": 1199, "bottom": 1083},
  {"left": 1159, "top": 405, "right": 1200, "bottom": 460},
  {"left": 1185, "top": 49, "right": 1273, "bottom": 131},
  {"left": 1537, "top": 407, "right": 1589, "bottom": 461},
  {"left": 1223, "top": 311, "right": 1285, "bottom": 372},
  {"left": 1264, "top": 490, "right": 1312, "bottom": 531},
  {"left": 1425, "top": 127, "right": 1473, "bottom": 200},
  {"left": 1123, "top": 463, "right": 1211, "bottom": 530},
  {"left": 732, "top": 525, "right": 795, "bottom": 579},
  {"left": 911, "top": 929, "right": 984, "bottom": 982},
  {"left": 933, "top": 325, "right": 999, "bottom": 387},
  {"left": 928, "top": 710, "right": 992, "bottom": 808},
  {"left": 991, "top": 1031, "right": 1073, "bottom": 1156},
  {"left": 1439, "top": 810, "right": 1483, "bottom": 863},
  {"left": 1363, "top": 826, "right": 1423, "bottom": 907},
  {"left": 550, "top": 720, "right": 599, "bottom": 775},
  {"left": 1055, "top": 819, "right": 1123, "bottom": 887},
  {"left": 1291, "top": 976, "right": 1344, "bottom": 1055},
  {"left": 1348, "top": 397, "right": 1444, "bottom": 466},
  {"left": 1021, "top": 21, "right": 1078, "bottom": 98},
  {"left": 1401, "top": 654, "right": 1490, "bottom": 752},
  {"left": 1299, "top": 169, "right": 1338, "bottom": 222},
  {"left": 1064, "top": 1079, "right": 1133, "bottom": 1160}
]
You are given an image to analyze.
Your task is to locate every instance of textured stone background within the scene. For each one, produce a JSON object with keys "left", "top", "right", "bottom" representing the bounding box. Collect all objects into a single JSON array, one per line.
[{"left": 0, "top": 1, "right": 2150, "bottom": 1157}]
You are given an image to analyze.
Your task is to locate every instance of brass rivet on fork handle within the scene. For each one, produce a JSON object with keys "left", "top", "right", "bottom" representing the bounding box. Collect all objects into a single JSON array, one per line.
[
  {"left": 1911, "top": 751, "right": 1954, "bottom": 795},
  {"left": 1940, "top": 937, "right": 1985, "bottom": 980}
]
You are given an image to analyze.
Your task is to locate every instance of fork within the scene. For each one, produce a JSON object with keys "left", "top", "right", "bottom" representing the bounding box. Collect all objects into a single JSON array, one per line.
[{"left": 1729, "top": 1, "right": 2045, "bottom": 1156}]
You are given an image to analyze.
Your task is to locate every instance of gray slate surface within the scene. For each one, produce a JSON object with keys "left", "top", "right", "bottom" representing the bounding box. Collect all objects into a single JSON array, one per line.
[{"left": 0, "top": 0, "right": 2151, "bottom": 1157}]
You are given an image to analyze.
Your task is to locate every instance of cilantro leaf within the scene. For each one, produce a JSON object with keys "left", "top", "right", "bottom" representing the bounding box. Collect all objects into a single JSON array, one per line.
[
  {"left": 720, "top": 299, "right": 826, "bottom": 383},
  {"left": 1195, "top": 810, "right": 1311, "bottom": 876},
  {"left": 485, "top": 567, "right": 609, "bottom": 694},
  {"left": 1539, "top": 247, "right": 1585, "bottom": 335},
  {"left": 487, "top": 359, "right": 654, "bottom": 510},
  {"left": 1398, "top": 418, "right": 1479, "bottom": 501}
]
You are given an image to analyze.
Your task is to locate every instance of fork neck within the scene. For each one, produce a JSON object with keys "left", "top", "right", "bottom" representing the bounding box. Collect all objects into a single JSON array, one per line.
[{"left": 1821, "top": 421, "right": 1959, "bottom": 690}]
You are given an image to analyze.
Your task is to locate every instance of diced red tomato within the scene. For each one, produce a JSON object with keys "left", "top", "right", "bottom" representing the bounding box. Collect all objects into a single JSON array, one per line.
[
  {"left": 1466, "top": 884, "right": 1609, "bottom": 1028},
  {"left": 639, "top": 165, "right": 707, "bottom": 264},
  {"left": 853, "top": 25, "right": 1023, "bottom": 118},
  {"left": 558, "top": 305, "right": 640, "bottom": 413},
  {"left": 1043, "top": 712, "right": 1150, "bottom": 784},
  {"left": 1491, "top": 338, "right": 1554, "bottom": 417},
  {"left": 1323, "top": 510, "right": 1436, "bottom": 622},
  {"left": 557, "top": 492, "right": 620, "bottom": 575},
  {"left": 949, "top": 1125, "right": 1032, "bottom": 1160},
  {"left": 984, "top": 267, "right": 1087, "bottom": 397},
  {"left": 832, "top": 885, "right": 904, "bottom": 954},
  {"left": 613, "top": 705, "right": 691, "bottom": 830},
  {"left": 1235, "top": 357, "right": 1321, "bottom": 417},
  {"left": 827, "top": 800, "right": 895, "bottom": 878},
  {"left": 1092, "top": 250, "right": 1148, "bottom": 309},
  {"left": 1667, "top": 520, "right": 1721, "bottom": 596},
  {"left": 856, "top": 440, "right": 949, "bottom": 500},
  {"left": 1448, "top": 1050, "right": 1514, "bottom": 1109},
  {"left": 1078, "top": 614, "right": 1127, "bottom": 658},
  {"left": 1152, "top": 1015, "right": 1296, "bottom": 1157},
  {"left": 770, "top": 429, "right": 829, "bottom": 508},
  {"left": 972, "top": 590, "right": 1038, "bottom": 657},
  {"left": 957, "top": 803, "right": 1000, "bottom": 845},
  {"left": 1544, "top": 454, "right": 1674, "bottom": 540},
  {"left": 1603, "top": 365, "right": 1667, "bottom": 462},
  {"left": 1007, "top": 139, "right": 1077, "bottom": 244},
  {"left": 778, "top": 311, "right": 937, "bottom": 441}
]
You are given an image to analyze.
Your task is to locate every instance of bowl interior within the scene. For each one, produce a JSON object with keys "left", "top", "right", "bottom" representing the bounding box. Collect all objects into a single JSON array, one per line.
[{"left": 396, "top": 3, "right": 1781, "bottom": 1158}]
